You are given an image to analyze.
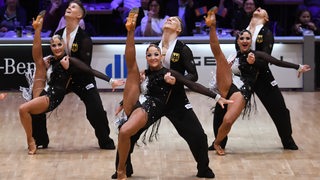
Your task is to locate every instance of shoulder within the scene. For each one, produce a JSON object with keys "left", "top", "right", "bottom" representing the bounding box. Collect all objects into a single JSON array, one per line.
[
  {"left": 77, "top": 28, "right": 92, "bottom": 40},
  {"left": 176, "top": 40, "right": 191, "bottom": 52},
  {"left": 260, "top": 25, "right": 272, "bottom": 34}
]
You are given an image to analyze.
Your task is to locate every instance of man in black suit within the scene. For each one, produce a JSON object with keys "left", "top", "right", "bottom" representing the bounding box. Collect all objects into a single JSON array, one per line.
[
  {"left": 112, "top": 16, "right": 215, "bottom": 179},
  {"left": 32, "top": 0, "right": 115, "bottom": 150}
]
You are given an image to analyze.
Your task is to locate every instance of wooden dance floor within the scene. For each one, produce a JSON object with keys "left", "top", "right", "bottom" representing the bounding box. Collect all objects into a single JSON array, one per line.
[{"left": 0, "top": 91, "right": 319, "bottom": 179}]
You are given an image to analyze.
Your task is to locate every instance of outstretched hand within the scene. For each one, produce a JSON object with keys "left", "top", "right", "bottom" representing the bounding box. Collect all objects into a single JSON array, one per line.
[
  {"left": 298, "top": 64, "right": 311, "bottom": 78},
  {"left": 111, "top": 79, "right": 125, "bottom": 92},
  {"left": 125, "top": 8, "right": 139, "bottom": 32},
  {"left": 32, "top": 10, "right": 46, "bottom": 31},
  {"left": 204, "top": 7, "right": 218, "bottom": 27},
  {"left": 217, "top": 97, "right": 234, "bottom": 109}
]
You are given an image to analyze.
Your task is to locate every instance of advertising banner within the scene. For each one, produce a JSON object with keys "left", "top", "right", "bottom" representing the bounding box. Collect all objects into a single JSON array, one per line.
[{"left": 0, "top": 43, "right": 303, "bottom": 91}]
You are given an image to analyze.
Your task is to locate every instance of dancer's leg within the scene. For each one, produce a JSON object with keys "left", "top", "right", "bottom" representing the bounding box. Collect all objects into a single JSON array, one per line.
[
  {"left": 214, "top": 92, "right": 245, "bottom": 155},
  {"left": 117, "top": 109, "right": 147, "bottom": 179},
  {"left": 19, "top": 96, "right": 49, "bottom": 154},
  {"left": 117, "top": 8, "right": 142, "bottom": 179},
  {"left": 32, "top": 12, "right": 50, "bottom": 148},
  {"left": 32, "top": 11, "right": 47, "bottom": 98},
  {"left": 123, "top": 8, "right": 140, "bottom": 116},
  {"left": 206, "top": 8, "right": 232, "bottom": 97}
]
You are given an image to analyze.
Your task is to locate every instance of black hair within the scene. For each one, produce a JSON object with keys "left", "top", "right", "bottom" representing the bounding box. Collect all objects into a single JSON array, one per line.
[{"left": 146, "top": 44, "right": 161, "bottom": 54}]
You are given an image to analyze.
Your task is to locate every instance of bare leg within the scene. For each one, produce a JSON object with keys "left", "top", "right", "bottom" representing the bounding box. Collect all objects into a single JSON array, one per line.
[
  {"left": 117, "top": 109, "right": 147, "bottom": 179},
  {"left": 214, "top": 92, "right": 245, "bottom": 155},
  {"left": 122, "top": 8, "right": 140, "bottom": 116},
  {"left": 19, "top": 96, "right": 49, "bottom": 154},
  {"left": 205, "top": 8, "right": 246, "bottom": 155},
  {"left": 117, "top": 8, "right": 141, "bottom": 180},
  {"left": 32, "top": 11, "right": 47, "bottom": 98},
  {"left": 205, "top": 7, "right": 232, "bottom": 98}
]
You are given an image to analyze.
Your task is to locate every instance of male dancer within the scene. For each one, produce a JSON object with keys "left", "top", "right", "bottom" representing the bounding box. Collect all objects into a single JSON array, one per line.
[{"left": 32, "top": 0, "right": 116, "bottom": 149}]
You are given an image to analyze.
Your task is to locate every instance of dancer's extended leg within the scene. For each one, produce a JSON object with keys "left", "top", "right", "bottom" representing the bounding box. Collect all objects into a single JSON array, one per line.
[
  {"left": 117, "top": 8, "right": 146, "bottom": 180},
  {"left": 32, "top": 11, "right": 47, "bottom": 98},
  {"left": 123, "top": 8, "right": 140, "bottom": 116},
  {"left": 206, "top": 7, "right": 232, "bottom": 98}
]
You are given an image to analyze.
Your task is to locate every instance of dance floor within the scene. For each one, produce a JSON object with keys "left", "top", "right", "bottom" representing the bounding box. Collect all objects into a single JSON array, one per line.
[{"left": 0, "top": 91, "right": 319, "bottom": 179}]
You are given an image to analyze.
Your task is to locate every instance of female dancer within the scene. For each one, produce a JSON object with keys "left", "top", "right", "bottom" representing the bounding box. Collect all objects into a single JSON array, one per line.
[
  {"left": 205, "top": 7, "right": 311, "bottom": 155},
  {"left": 19, "top": 11, "right": 124, "bottom": 155},
  {"left": 117, "top": 9, "right": 233, "bottom": 179}
]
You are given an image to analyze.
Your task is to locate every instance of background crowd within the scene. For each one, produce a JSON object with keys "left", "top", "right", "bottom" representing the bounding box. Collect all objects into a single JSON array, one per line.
[{"left": 0, "top": 0, "right": 319, "bottom": 37}]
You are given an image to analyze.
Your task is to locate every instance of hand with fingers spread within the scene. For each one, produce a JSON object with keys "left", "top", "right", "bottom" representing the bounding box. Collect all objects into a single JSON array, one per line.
[
  {"left": 297, "top": 64, "right": 311, "bottom": 78},
  {"left": 110, "top": 79, "right": 125, "bottom": 92},
  {"left": 216, "top": 97, "right": 234, "bottom": 109}
]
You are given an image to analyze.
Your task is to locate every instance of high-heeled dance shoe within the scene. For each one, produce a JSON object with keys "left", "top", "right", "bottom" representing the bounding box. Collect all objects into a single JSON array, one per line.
[
  {"left": 28, "top": 141, "right": 37, "bottom": 155},
  {"left": 36, "top": 10, "right": 46, "bottom": 21},
  {"left": 214, "top": 143, "right": 225, "bottom": 156}
]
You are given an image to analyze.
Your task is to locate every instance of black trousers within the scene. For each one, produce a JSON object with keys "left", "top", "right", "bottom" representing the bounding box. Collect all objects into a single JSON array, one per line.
[
  {"left": 114, "top": 106, "right": 211, "bottom": 173},
  {"left": 32, "top": 113, "right": 49, "bottom": 145},
  {"left": 212, "top": 102, "right": 228, "bottom": 148},
  {"left": 253, "top": 78, "right": 293, "bottom": 144},
  {"left": 213, "top": 78, "right": 294, "bottom": 148},
  {"left": 32, "top": 83, "right": 112, "bottom": 146}
]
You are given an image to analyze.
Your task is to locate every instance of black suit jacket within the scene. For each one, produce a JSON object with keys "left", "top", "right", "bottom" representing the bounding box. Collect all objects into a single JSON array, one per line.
[
  {"left": 156, "top": 40, "right": 198, "bottom": 107},
  {"left": 55, "top": 27, "right": 95, "bottom": 87},
  {"left": 254, "top": 26, "right": 276, "bottom": 85}
]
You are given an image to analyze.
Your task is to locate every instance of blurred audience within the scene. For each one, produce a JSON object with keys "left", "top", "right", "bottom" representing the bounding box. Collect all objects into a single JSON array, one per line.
[
  {"left": 214, "top": 0, "right": 239, "bottom": 29},
  {"left": 302, "top": 0, "right": 320, "bottom": 29},
  {"left": 0, "top": 0, "right": 4, "bottom": 7},
  {"left": 140, "top": 0, "right": 168, "bottom": 36},
  {"left": 134, "top": 0, "right": 149, "bottom": 36},
  {"left": 1, "top": 0, "right": 319, "bottom": 37},
  {"left": 110, "top": 0, "right": 141, "bottom": 36},
  {"left": 111, "top": 0, "right": 141, "bottom": 23},
  {"left": 43, "top": 0, "right": 68, "bottom": 36},
  {"left": 163, "top": 0, "right": 195, "bottom": 36},
  {"left": 43, "top": 0, "right": 94, "bottom": 37},
  {"left": 291, "top": 8, "right": 319, "bottom": 36},
  {"left": 0, "top": 0, "right": 27, "bottom": 32},
  {"left": 231, "top": 0, "right": 258, "bottom": 36}
]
